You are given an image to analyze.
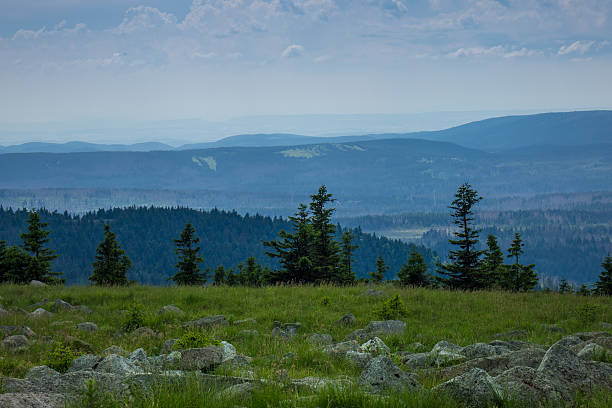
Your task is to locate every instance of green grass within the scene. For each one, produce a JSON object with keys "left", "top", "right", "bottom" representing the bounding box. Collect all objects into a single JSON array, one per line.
[{"left": 0, "top": 284, "right": 611, "bottom": 407}]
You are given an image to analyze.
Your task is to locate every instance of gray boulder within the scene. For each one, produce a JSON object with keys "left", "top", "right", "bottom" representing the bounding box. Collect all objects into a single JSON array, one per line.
[
  {"left": 30, "top": 308, "right": 53, "bottom": 318},
  {"left": 184, "top": 315, "right": 228, "bottom": 329},
  {"left": 157, "top": 305, "right": 184, "bottom": 315},
  {"left": 364, "top": 320, "right": 406, "bottom": 337},
  {"left": 576, "top": 343, "right": 606, "bottom": 360},
  {"left": 147, "top": 351, "right": 182, "bottom": 370},
  {"left": 52, "top": 299, "right": 74, "bottom": 312},
  {"left": 96, "top": 354, "right": 140, "bottom": 375},
  {"left": 0, "top": 325, "right": 36, "bottom": 338},
  {"left": 76, "top": 322, "right": 98, "bottom": 332},
  {"left": 130, "top": 327, "right": 157, "bottom": 338},
  {"left": 1, "top": 334, "right": 29, "bottom": 350},
  {"left": 0, "top": 393, "right": 65, "bottom": 408},
  {"left": 179, "top": 346, "right": 223, "bottom": 371},
  {"left": 234, "top": 318, "right": 256, "bottom": 325},
  {"left": 360, "top": 337, "right": 390, "bottom": 355},
  {"left": 322, "top": 340, "right": 360, "bottom": 357},
  {"left": 102, "top": 345, "right": 126, "bottom": 356},
  {"left": 29, "top": 280, "right": 47, "bottom": 286},
  {"left": 494, "top": 366, "right": 548, "bottom": 404},
  {"left": 434, "top": 368, "right": 502, "bottom": 408},
  {"left": 218, "top": 382, "right": 255, "bottom": 399},
  {"left": 462, "top": 342, "right": 511, "bottom": 359},
  {"left": 220, "top": 341, "right": 237, "bottom": 362},
  {"left": 337, "top": 313, "right": 356, "bottom": 326},
  {"left": 431, "top": 340, "right": 463, "bottom": 355},
  {"left": 161, "top": 339, "right": 177, "bottom": 353},
  {"left": 77, "top": 305, "right": 92, "bottom": 314},
  {"left": 307, "top": 333, "right": 333, "bottom": 345},
  {"left": 67, "top": 354, "right": 102, "bottom": 372},
  {"left": 129, "top": 348, "right": 148, "bottom": 365},
  {"left": 440, "top": 347, "right": 546, "bottom": 378},
  {"left": 358, "top": 355, "right": 422, "bottom": 394},
  {"left": 402, "top": 352, "right": 433, "bottom": 369},
  {"left": 24, "top": 366, "right": 61, "bottom": 381},
  {"left": 345, "top": 350, "right": 372, "bottom": 368}
]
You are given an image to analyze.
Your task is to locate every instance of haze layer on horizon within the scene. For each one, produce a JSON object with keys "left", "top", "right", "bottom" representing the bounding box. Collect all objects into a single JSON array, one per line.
[{"left": 1, "top": 0, "right": 611, "bottom": 143}]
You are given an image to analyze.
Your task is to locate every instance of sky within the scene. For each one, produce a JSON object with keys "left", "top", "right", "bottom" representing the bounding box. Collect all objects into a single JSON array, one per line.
[{"left": 1, "top": 0, "right": 611, "bottom": 130}]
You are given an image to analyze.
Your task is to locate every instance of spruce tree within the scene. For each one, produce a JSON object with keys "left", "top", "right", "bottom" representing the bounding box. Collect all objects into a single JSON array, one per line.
[
  {"left": 506, "top": 233, "right": 538, "bottom": 292},
  {"left": 558, "top": 277, "right": 573, "bottom": 294},
  {"left": 0, "top": 241, "right": 31, "bottom": 283},
  {"left": 309, "top": 185, "right": 341, "bottom": 282},
  {"left": 594, "top": 254, "right": 612, "bottom": 295},
  {"left": 263, "top": 204, "right": 314, "bottom": 283},
  {"left": 480, "top": 234, "right": 506, "bottom": 289},
  {"left": 171, "top": 222, "right": 205, "bottom": 285},
  {"left": 398, "top": 249, "right": 429, "bottom": 287},
  {"left": 20, "top": 211, "right": 62, "bottom": 283},
  {"left": 339, "top": 230, "right": 359, "bottom": 284},
  {"left": 237, "top": 257, "right": 264, "bottom": 287},
  {"left": 89, "top": 224, "right": 131, "bottom": 285},
  {"left": 576, "top": 284, "right": 590, "bottom": 296},
  {"left": 436, "top": 183, "right": 483, "bottom": 290},
  {"left": 213, "top": 265, "right": 226, "bottom": 285},
  {"left": 370, "top": 254, "right": 388, "bottom": 283}
]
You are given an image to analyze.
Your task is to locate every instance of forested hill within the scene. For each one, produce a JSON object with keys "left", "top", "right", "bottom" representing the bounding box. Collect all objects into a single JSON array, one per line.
[{"left": 0, "top": 207, "right": 436, "bottom": 285}]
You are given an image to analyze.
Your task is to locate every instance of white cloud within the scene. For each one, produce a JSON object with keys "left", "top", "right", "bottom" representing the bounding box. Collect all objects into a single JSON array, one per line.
[
  {"left": 557, "top": 40, "right": 595, "bottom": 55},
  {"left": 12, "top": 26, "right": 46, "bottom": 40},
  {"left": 314, "top": 54, "right": 331, "bottom": 62},
  {"left": 282, "top": 44, "right": 304, "bottom": 58},
  {"left": 113, "top": 6, "right": 177, "bottom": 34},
  {"left": 448, "top": 45, "right": 540, "bottom": 59}
]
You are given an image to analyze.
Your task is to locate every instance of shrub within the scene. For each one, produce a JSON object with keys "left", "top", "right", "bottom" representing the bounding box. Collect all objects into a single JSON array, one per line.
[
  {"left": 375, "top": 294, "right": 408, "bottom": 320},
  {"left": 173, "top": 330, "right": 220, "bottom": 350},
  {"left": 320, "top": 296, "right": 331, "bottom": 306},
  {"left": 576, "top": 304, "right": 599, "bottom": 326},
  {"left": 121, "top": 303, "right": 145, "bottom": 332},
  {"left": 46, "top": 342, "right": 77, "bottom": 373}
]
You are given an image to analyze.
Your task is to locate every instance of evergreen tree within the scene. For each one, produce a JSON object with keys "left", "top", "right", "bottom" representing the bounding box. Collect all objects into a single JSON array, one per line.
[
  {"left": 309, "top": 185, "right": 341, "bottom": 282},
  {"left": 558, "top": 277, "right": 573, "bottom": 294},
  {"left": 594, "top": 254, "right": 612, "bottom": 295},
  {"left": 225, "top": 268, "right": 238, "bottom": 286},
  {"left": 89, "top": 224, "right": 131, "bottom": 285},
  {"left": 263, "top": 204, "right": 314, "bottom": 283},
  {"left": 20, "top": 211, "right": 62, "bottom": 283},
  {"left": 398, "top": 249, "right": 429, "bottom": 287},
  {"left": 339, "top": 229, "right": 359, "bottom": 284},
  {"left": 480, "top": 234, "right": 506, "bottom": 289},
  {"left": 370, "top": 254, "right": 388, "bottom": 283},
  {"left": 506, "top": 233, "right": 538, "bottom": 292},
  {"left": 0, "top": 241, "right": 31, "bottom": 283},
  {"left": 171, "top": 222, "right": 205, "bottom": 285},
  {"left": 436, "top": 183, "right": 483, "bottom": 290},
  {"left": 237, "top": 257, "right": 265, "bottom": 286},
  {"left": 213, "top": 265, "right": 226, "bottom": 285},
  {"left": 576, "top": 284, "right": 591, "bottom": 296}
]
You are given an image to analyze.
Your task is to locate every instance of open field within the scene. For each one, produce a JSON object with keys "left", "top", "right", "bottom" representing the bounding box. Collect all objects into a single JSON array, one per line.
[{"left": 1, "top": 284, "right": 611, "bottom": 407}]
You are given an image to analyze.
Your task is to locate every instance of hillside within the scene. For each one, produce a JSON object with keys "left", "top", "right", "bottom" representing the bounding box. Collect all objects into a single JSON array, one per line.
[{"left": 0, "top": 207, "right": 436, "bottom": 285}]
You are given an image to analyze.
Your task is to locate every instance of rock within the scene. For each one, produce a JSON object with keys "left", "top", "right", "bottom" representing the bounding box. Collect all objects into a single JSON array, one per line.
[
  {"left": 220, "top": 341, "right": 237, "bottom": 362},
  {"left": 24, "top": 366, "right": 61, "bottom": 381},
  {"left": 462, "top": 342, "right": 511, "bottom": 360},
  {"left": 28, "top": 299, "right": 50, "bottom": 309},
  {"left": 360, "top": 337, "right": 390, "bottom": 355},
  {"left": 576, "top": 343, "right": 606, "bottom": 360},
  {"left": 102, "top": 345, "right": 126, "bottom": 356},
  {"left": 573, "top": 331, "right": 611, "bottom": 341},
  {"left": 64, "top": 336, "right": 94, "bottom": 353},
  {"left": 52, "top": 299, "right": 74, "bottom": 312},
  {"left": 361, "top": 289, "right": 384, "bottom": 297},
  {"left": 345, "top": 350, "right": 372, "bottom": 368},
  {"left": 337, "top": 313, "right": 356, "bottom": 326},
  {"left": 533, "top": 342, "right": 612, "bottom": 401},
  {"left": 161, "top": 339, "right": 177, "bottom": 354},
  {"left": 307, "top": 333, "right": 333, "bottom": 345},
  {"left": 345, "top": 329, "right": 370, "bottom": 342},
  {"left": 407, "top": 342, "right": 426, "bottom": 352},
  {"left": 67, "top": 354, "right": 102, "bottom": 372},
  {"left": 76, "top": 322, "right": 98, "bottom": 332},
  {"left": 1, "top": 334, "right": 29, "bottom": 350},
  {"left": 434, "top": 368, "right": 502, "bottom": 408},
  {"left": 439, "top": 347, "right": 546, "bottom": 378},
  {"left": 218, "top": 382, "right": 255, "bottom": 399},
  {"left": 50, "top": 320, "right": 73, "bottom": 327},
  {"left": 291, "top": 376, "right": 351, "bottom": 392},
  {"left": 234, "top": 318, "right": 256, "bottom": 325},
  {"left": 492, "top": 330, "right": 527, "bottom": 340},
  {"left": 221, "top": 354, "right": 253, "bottom": 369},
  {"left": 597, "top": 322, "right": 612, "bottom": 330},
  {"left": 543, "top": 324, "right": 566, "bottom": 334},
  {"left": 130, "top": 327, "right": 157, "bottom": 338},
  {"left": 30, "top": 308, "right": 53, "bottom": 318},
  {"left": 431, "top": 340, "right": 463, "bottom": 355},
  {"left": 271, "top": 323, "right": 300, "bottom": 339},
  {"left": 77, "top": 305, "right": 92, "bottom": 314},
  {"left": 157, "top": 305, "right": 184, "bottom": 315},
  {"left": 183, "top": 315, "right": 228, "bottom": 329},
  {"left": 29, "top": 280, "right": 47, "bottom": 286},
  {"left": 494, "top": 366, "right": 548, "bottom": 404},
  {"left": 358, "top": 355, "right": 422, "bottom": 394},
  {"left": 129, "top": 348, "right": 148, "bottom": 364},
  {"left": 554, "top": 335, "right": 583, "bottom": 349},
  {"left": 0, "top": 393, "right": 65, "bottom": 408},
  {"left": 147, "top": 351, "right": 182, "bottom": 370},
  {"left": 0, "top": 325, "right": 36, "bottom": 338},
  {"left": 10, "top": 306, "right": 29, "bottom": 315},
  {"left": 434, "top": 350, "right": 466, "bottom": 367},
  {"left": 364, "top": 320, "right": 406, "bottom": 337},
  {"left": 402, "top": 352, "right": 433, "bottom": 369},
  {"left": 488, "top": 339, "right": 541, "bottom": 352},
  {"left": 96, "top": 354, "right": 139, "bottom": 375},
  {"left": 179, "top": 347, "right": 223, "bottom": 371},
  {"left": 322, "top": 340, "right": 360, "bottom": 357}
]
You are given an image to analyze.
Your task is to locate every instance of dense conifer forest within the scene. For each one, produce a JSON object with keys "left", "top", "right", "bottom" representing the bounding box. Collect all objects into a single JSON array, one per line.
[{"left": 0, "top": 206, "right": 436, "bottom": 285}]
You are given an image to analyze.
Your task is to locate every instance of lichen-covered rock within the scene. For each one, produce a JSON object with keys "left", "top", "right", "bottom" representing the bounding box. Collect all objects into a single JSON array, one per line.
[
  {"left": 322, "top": 340, "right": 360, "bottom": 357},
  {"left": 0, "top": 392, "right": 65, "bottom": 408},
  {"left": 161, "top": 339, "right": 177, "bottom": 353},
  {"left": 434, "top": 368, "right": 502, "bottom": 408},
  {"left": 307, "top": 333, "right": 333, "bottom": 345},
  {"left": 494, "top": 366, "right": 549, "bottom": 404},
  {"left": 576, "top": 343, "right": 606, "bottom": 360},
  {"left": 67, "top": 354, "right": 102, "bottom": 372},
  {"left": 234, "top": 318, "right": 256, "bottom": 325},
  {"left": 30, "top": 308, "right": 53, "bottom": 318},
  {"left": 363, "top": 320, "right": 406, "bottom": 337},
  {"left": 462, "top": 342, "right": 511, "bottom": 360},
  {"left": 217, "top": 382, "right": 255, "bottom": 399},
  {"left": 183, "top": 315, "right": 228, "bottom": 329},
  {"left": 220, "top": 341, "right": 237, "bottom": 362},
  {"left": 129, "top": 348, "right": 148, "bottom": 365},
  {"left": 96, "top": 354, "right": 140, "bottom": 375},
  {"left": 431, "top": 340, "right": 463, "bottom": 355},
  {"left": 1, "top": 334, "right": 29, "bottom": 350},
  {"left": 24, "top": 366, "right": 61, "bottom": 381},
  {"left": 76, "top": 322, "right": 98, "bottom": 332},
  {"left": 440, "top": 347, "right": 546, "bottom": 378},
  {"left": 179, "top": 347, "right": 223, "bottom": 371},
  {"left": 0, "top": 325, "right": 36, "bottom": 338},
  {"left": 29, "top": 280, "right": 47, "bottom": 287},
  {"left": 157, "top": 305, "right": 184, "bottom": 315},
  {"left": 52, "top": 299, "right": 75, "bottom": 312},
  {"left": 358, "top": 355, "right": 422, "bottom": 394},
  {"left": 102, "top": 345, "right": 126, "bottom": 356},
  {"left": 402, "top": 352, "right": 432, "bottom": 369},
  {"left": 130, "top": 326, "right": 157, "bottom": 338},
  {"left": 337, "top": 313, "right": 356, "bottom": 326},
  {"left": 345, "top": 350, "right": 372, "bottom": 368},
  {"left": 360, "top": 337, "right": 390, "bottom": 355}
]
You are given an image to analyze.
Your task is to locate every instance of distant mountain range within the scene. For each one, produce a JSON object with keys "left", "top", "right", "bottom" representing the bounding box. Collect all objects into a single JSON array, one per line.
[{"left": 2, "top": 110, "right": 611, "bottom": 153}]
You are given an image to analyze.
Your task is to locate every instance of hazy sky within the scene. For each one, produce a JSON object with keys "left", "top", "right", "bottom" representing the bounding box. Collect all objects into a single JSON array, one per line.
[{"left": 1, "top": 0, "right": 611, "bottom": 124}]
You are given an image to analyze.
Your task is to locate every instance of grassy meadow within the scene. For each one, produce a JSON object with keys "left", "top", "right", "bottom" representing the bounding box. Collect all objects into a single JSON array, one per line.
[{"left": 1, "top": 284, "right": 611, "bottom": 407}]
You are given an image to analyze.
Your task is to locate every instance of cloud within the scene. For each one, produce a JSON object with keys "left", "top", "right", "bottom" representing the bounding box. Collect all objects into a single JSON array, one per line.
[
  {"left": 11, "top": 21, "right": 86, "bottom": 40},
  {"left": 113, "top": 6, "right": 177, "bottom": 34},
  {"left": 314, "top": 54, "right": 331, "bottom": 62},
  {"left": 282, "top": 44, "right": 304, "bottom": 58},
  {"left": 557, "top": 40, "right": 595, "bottom": 55},
  {"left": 12, "top": 26, "right": 46, "bottom": 40},
  {"left": 448, "top": 45, "right": 540, "bottom": 59}
]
